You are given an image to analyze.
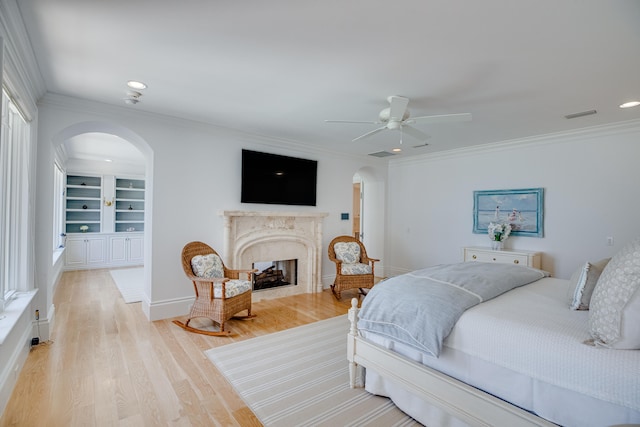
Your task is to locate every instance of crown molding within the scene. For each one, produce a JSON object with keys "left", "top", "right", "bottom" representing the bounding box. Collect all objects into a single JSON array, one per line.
[
  {"left": 38, "top": 92, "right": 383, "bottom": 165},
  {"left": 389, "top": 118, "right": 640, "bottom": 168},
  {"left": 0, "top": 0, "right": 46, "bottom": 120}
]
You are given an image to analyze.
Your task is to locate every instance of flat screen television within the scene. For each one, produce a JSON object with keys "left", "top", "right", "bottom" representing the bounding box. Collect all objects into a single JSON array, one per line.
[{"left": 241, "top": 149, "right": 317, "bottom": 206}]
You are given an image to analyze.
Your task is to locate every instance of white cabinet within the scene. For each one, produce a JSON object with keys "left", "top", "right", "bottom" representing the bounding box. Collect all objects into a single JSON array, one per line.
[
  {"left": 463, "top": 246, "right": 541, "bottom": 269},
  {"left": 65, "top": 235, "right": 107, "bottom": 267},
  {"left": 109, "top": 234, "right": 144, "bottom": 265}
]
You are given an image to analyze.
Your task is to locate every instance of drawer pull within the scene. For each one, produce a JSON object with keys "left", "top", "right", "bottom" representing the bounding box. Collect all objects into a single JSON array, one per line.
[
  {"left": 472, "top": 255, "right": 477, "bottom": 260},
  {"left": 513, "top": 259, "right": 519, "bottom": 264}
]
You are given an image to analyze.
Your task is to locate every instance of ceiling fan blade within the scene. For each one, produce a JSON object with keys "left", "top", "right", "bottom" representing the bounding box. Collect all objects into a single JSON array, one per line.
[
  {"left": 406, "top": 113, "right": 472, "bottom": 125},
  {"left": 388, "top": 96, "right": 409, "bottom": 121},
  {"left": 401, "top": 125, "right": 430, "bottom": 141},
  {"left": 325, "top": 119, "right": 380, "bottom": 124},
  {"left": 352, "top": 126, "right": 387, "bottom": 142}
]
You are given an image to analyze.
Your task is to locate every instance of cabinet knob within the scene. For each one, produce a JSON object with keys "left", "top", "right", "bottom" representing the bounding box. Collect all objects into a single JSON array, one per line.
[
  {"left": 513, "top": 260, "right": 519, "bottom": 264},
  {"left": 492, "top": 258, "right": 497, "bottom": 261},
  {"left": 472, "top": 255, "right": 477, "bottom": 260}
]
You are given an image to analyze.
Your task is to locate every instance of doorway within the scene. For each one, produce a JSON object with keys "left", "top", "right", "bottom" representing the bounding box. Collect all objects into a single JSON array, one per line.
[{"left": 352, "top": 174, "right": 362, "bottom": 240}]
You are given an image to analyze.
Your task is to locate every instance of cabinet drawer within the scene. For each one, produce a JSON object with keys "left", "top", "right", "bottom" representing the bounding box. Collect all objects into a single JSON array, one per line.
[{"left": 463, "top": 247, "right": 541, "bottom": 268}]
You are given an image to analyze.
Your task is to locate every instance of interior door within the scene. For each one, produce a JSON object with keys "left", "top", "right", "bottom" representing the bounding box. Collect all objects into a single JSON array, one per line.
[{"left": 352, "top": 181, "right": 361, "bottom": 240}]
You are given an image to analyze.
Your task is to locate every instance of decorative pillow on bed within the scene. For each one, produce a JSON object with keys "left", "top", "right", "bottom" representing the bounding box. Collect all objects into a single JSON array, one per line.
[
  {"left": 589, "top": 239, "right": 640, "bottom": 349},
  {"left": 334, "top": 242, "right": 361, "bottom": 264},
  {"left": 568, "top": 258, "right": 611, "bottom": 310},
  {"left": 191, "top": 253, "right": 224, "bottom": 278}
]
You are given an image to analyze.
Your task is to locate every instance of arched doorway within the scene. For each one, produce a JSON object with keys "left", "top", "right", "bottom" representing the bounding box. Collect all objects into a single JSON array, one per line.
[{"left": 52, "top": 121, "right": 153, "bottom": 303}]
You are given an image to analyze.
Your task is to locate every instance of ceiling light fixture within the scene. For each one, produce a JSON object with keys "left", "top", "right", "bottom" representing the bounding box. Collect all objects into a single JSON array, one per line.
[
  {"left": 124, "top": 90, "right": 142, "bottom": 105},
  {"left": 392, "top": 148, "right": 402, "bottom": 152},
  {"left": 127, "top": 80, "right": 147, "bottom": 90},
  {"left": 620, "top": 101, "right": 640, "bottom": 109}
]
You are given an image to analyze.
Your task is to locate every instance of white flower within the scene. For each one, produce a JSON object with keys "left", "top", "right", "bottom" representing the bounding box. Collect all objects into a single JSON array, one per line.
[{"left": 488, "top": 222, "right": 512, "bottom": 242}]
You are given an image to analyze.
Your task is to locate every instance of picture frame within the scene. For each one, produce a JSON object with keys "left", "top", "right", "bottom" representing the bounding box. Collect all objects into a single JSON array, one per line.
[{"left": 473, "top": 188, "right": 544, "bottom": 237}]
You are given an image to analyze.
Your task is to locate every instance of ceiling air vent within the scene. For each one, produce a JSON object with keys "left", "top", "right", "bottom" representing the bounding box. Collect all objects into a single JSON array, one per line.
[
  {"left": 564, "top": 109, "right": 597, "bottom": 119},
  {"left": 368, "top": 151, "right": 396, "bottom": 158}
]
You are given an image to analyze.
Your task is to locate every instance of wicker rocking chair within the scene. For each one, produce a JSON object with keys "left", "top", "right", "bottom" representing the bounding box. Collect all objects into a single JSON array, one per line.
[
  {"left": 328, "top": 235, "right": 379, "bottom": 299},
  {"left": 173, "top": 241, "right": 256, "bottom": 336}
]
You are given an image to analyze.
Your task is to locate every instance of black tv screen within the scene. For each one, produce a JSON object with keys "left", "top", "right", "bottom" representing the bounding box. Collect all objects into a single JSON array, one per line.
[{"left": 241, "top": 149, "right": 317, "bottom": 206}]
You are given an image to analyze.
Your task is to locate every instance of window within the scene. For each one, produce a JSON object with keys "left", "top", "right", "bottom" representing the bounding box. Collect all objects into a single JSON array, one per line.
[
  {"left": 53, "top": 161, "right": 65, "bottom": 250},
  {"left": 0, "top": 87, "right": 31, "bottom": 300}
]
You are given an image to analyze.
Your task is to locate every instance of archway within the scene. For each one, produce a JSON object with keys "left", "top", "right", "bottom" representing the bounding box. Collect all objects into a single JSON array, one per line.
[{"left": 51, "top": 121, "right": 153, "bottom": 303}]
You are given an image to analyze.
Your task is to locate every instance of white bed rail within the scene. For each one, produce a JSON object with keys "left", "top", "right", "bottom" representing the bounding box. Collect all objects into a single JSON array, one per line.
[{"left": 347, "top": 298, "right": 557, "bottom": 427}]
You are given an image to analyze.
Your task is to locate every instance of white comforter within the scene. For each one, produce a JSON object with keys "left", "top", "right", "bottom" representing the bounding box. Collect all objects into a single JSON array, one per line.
[{"left": 362, "top": 277, "right": 640, "bottom": 426}]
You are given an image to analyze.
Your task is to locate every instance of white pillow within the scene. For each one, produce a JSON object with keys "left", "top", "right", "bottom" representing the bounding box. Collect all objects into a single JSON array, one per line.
[
  {"left": 589, "top": 239, "right": 640, "bottom": 349},
  {"left": 568, "top": 258, "right": 611, "bottom": 310}
]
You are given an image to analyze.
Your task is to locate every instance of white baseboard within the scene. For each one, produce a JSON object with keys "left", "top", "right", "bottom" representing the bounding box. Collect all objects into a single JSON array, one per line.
[{"left": 143, "top": 295, "right": 194, "bottom": 321}]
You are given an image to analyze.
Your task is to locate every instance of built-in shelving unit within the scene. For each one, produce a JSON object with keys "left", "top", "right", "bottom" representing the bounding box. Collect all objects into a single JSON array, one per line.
[
  {"left": 115, "top": 178, "right": 145, "bottom": 233},
  {"left": 65, "top": 175, "right": 102, "bottom": 233}
]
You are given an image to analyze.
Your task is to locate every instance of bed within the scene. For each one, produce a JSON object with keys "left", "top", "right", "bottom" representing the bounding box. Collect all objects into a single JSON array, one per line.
[{"left": 346, "top": 253, "right": 640, "bottom": 427}]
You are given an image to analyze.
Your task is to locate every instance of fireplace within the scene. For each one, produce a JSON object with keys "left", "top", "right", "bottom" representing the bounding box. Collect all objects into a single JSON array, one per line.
[
  {"left": 252, "top": 259, "right": 297, "bottom": 291},
  {"left": 220, "top": 210, "right": 328, "bottom": 300}
]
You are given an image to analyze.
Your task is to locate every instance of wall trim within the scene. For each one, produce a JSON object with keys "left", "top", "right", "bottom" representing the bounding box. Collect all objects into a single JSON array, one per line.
[
  {"left": 38, "top": 93, "right": 384, "bottom": 165},
  {"left": 145, "top": 296, "right": 195, "bottom": 322},
  {"left": 389, "top": 118, "right": 640, "bottom": 168}
]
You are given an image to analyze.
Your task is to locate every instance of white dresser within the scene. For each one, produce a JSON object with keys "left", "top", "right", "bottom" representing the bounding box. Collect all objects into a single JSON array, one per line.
[{"left": 463, "top": 246, "right": 541, "bottom": 269}]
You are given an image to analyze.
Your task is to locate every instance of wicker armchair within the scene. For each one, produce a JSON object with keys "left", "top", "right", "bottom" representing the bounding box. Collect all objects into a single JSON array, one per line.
[
  {"left": 173, "top": 241, "right": 256, "bottom": 336},
  {"left": 328, "top": 235, "right": 379, "bottom": 299}
]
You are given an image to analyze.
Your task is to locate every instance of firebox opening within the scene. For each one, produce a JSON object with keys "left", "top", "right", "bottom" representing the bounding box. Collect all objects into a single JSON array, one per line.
[{"left": 252, "top": 259, "right": 298, "bottom": 291}]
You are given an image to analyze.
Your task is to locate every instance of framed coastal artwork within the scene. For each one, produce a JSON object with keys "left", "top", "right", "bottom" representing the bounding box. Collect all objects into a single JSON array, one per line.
[{"left": 473, "top": 188, "right": 544, "bottom": 237}]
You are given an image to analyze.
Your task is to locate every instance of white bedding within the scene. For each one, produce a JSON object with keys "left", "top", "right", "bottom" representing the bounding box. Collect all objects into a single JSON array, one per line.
[{"left": 361, "top": 277, "right": 640, "bottom": 427}]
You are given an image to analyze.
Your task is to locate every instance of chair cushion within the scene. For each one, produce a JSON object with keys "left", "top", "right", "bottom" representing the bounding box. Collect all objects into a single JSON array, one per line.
[
  {"left": 214, "top": 279, "right": 252, "bottom": 298},
  {"left": 334, "top": 242, "right": 361, "bottom": 264},
  {"left": 191, "top": 253, "right": 224, "bottom": 278},
  {"left": 341, "top": 262, "right": 372, "bottom": 275}
]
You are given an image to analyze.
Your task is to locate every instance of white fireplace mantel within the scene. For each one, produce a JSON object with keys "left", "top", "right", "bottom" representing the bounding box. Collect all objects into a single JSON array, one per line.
[{"left": 220, "top": 210, "right": 329, "bottom": 299}]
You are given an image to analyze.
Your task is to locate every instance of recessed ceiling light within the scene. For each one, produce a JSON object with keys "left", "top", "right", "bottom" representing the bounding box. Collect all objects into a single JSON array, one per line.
[
  {"left": 105, "top": 159, "right": 113, "bottom": 162},
  {"left": 620, "top": 101, "right": 640, "bottom": 109},
  {"left": 127, "top": 80, "right": 147, "bottom": 90},
  {"left": 392, "top": 148, "right": 402, "bottom": 152}
]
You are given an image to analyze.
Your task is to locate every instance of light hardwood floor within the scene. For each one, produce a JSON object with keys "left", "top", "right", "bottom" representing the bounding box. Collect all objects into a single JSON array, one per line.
[{"left": 0, "top": 269, "right": 357, "bottom": 426}]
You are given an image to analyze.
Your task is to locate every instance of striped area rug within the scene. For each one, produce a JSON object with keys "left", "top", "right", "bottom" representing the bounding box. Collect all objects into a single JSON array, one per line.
[{"left": 205, "top": 315, "right": 421, "bottom": 427}]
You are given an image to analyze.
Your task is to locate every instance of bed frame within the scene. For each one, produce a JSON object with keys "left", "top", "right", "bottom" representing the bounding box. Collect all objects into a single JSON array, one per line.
[{"left": 347, "top": 298, "right": 557, "bottom": 427}]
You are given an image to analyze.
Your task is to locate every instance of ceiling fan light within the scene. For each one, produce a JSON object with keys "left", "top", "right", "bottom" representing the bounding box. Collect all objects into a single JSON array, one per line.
[{"left": 387, "top": 121, "right": 401, "bottom": 130}]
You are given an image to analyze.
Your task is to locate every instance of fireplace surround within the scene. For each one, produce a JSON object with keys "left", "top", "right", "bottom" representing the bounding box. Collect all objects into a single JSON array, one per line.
[{"left": 220, "top": 211, "right": 328, "bottom": 300}]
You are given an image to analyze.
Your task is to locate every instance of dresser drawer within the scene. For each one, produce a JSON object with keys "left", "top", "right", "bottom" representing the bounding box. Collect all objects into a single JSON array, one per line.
[{"left": 463, "top": 247, "right": 541, "bottom": 269}]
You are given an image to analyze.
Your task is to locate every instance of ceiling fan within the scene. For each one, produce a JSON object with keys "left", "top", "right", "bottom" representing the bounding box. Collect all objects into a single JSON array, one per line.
[{"left": 325, "top": 95, "right": 472, "bottom": 143}]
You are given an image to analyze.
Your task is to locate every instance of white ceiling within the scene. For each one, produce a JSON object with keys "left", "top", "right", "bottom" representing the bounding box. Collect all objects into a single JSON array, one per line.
[{"left": 16, "top": 0, "right": 640, "bottom": 160}]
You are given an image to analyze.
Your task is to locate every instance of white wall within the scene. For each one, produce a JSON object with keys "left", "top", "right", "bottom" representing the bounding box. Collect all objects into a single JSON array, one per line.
[
  {"left": 384, "top": 120, "right": 640, "bottom": 279},
  {"left": 34, "top": 95, "right": 387, "bottom": 321}
]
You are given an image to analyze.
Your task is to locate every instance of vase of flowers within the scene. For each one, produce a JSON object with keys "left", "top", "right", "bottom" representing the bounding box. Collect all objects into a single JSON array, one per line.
[{"left": 488, "top": 222, "right": 512, "bottom": 250}]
